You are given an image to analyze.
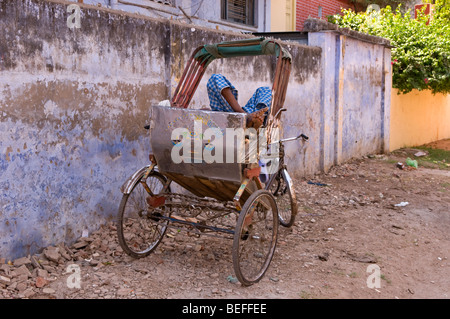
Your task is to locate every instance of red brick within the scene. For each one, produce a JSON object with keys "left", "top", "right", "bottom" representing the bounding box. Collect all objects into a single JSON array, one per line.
[
  {"left": 295, "top": 0, "right": 363, "bottom": 31},
  {"left": 35, "top": 276, "right": 49, "bottom": 288}
]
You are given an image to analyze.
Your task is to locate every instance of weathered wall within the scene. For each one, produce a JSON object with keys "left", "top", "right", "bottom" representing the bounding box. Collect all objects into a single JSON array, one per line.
[
  {"left": 0, "top": 0, "right": 321, "bottom": 259},
  {"left": 69, "top": 0, "right": 272, "bottom": 33},
  {"left": 0, "top": 0, "right": 172, "bottom": 260},
  {"left": 389, "top": 89, "right": 450, "bottom": 151},
  {"left": 306, "top": 19, "right": 392, "bottom": 172}
]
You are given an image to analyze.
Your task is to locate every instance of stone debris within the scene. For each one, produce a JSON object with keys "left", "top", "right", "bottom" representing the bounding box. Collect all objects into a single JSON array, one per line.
[
  {"left": 43, "top": 247, "right": 61, "bottom": 263},
  {"left": 0, "top": 222, "right": 121, "bottom": 299},
  {"left": 42, "top": 288, "right": 56, "bottom": 294},
  {"left": 35, "top": 276, "right": 48, "bottom": 288},
  {"left": 0, "top": 275, "right": 11, "bottom": 285},
  {"left": 13, "top": 257, "right": 31, "bottom": 267},
  {"left": 346, "top": 252, "right": 378, "bottom": 264},
  {"left": 0, "top": 219, "right": 242, "bottom": 299}
]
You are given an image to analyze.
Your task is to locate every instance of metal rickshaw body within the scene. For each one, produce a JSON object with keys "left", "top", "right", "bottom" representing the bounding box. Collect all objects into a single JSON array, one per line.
[
  {"left": 150, "top": 105, "right": 246, "bottom": 195},
  {"left": 152, "top": 37, "right": 292, "bottom": 202}
]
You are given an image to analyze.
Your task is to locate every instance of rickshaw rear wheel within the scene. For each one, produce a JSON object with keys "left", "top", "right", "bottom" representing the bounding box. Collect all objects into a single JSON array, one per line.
[
  {"left": 232, "top": 189, "right": 278, "bottom": 286},
  {"left": 117, "top": 171, "right": 171, "bottom": 259}
]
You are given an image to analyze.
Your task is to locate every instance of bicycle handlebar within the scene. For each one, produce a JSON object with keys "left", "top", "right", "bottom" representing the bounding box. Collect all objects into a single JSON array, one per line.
[
  {"left": 278, "top": 133, "right": 309, "bottom": 143},
  {"left": 299, "top": 134, "right": 309, "bottom": 141}
]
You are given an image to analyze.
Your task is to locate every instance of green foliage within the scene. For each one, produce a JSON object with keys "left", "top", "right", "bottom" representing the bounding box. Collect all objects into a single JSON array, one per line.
[
  {"left": 353, "top": 0, "right": 412, "bottom": 10},
  {"left": 328, "top": 0, "right": 450, "bottom": 94}
]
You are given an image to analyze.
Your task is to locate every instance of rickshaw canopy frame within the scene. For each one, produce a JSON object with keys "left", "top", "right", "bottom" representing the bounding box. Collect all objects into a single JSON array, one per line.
[{"left": 170, "top": 37, "right": 292, "bottom": 130}]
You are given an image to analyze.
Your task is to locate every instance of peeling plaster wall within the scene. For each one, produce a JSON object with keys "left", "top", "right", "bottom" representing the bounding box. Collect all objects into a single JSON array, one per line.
[
  {"left": 1, "top": 0, "right": 169, "bottom": 259},
  {"left": 307, "top": 24, "right": 392, "bottom": 172},
  {"left": 68, "top": 0, "right": 271, "bottom": 33},
  {"left": 0, "top": 0, "right": 321, "bottom": 259}
]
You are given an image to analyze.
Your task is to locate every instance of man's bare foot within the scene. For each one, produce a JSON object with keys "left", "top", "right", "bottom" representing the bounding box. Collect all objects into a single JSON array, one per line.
[{"left": 247, "top": 107, "right": 268, "bottom": 129}]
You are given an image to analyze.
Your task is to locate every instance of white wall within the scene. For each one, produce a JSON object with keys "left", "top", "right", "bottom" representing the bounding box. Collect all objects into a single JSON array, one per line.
[{"left": 71, "top": 0, "right": 271, "bottom": 32}]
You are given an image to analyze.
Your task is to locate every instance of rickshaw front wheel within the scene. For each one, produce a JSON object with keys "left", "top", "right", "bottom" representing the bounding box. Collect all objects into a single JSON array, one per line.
[
  {"left": 232, "top": 189, "right": 278, "bottom": 286},
  {"left": 117, "top": 171, "right": 170, "bottom": 259},
  {"left": 272, "top": 169, "right": 298, "bottom": 228}
]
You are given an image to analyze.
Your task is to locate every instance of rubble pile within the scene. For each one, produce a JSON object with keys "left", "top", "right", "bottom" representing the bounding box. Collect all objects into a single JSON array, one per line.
[{"left": 0, "top": 223, "right": 120, "bottom": 299}]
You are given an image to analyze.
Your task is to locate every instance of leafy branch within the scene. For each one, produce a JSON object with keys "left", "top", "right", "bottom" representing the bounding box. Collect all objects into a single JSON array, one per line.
[{"left": 329, "top": 0, "right": 450, "bottom": 94}]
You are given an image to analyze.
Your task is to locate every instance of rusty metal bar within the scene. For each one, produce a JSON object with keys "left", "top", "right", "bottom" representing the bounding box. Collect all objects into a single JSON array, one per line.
[
  {"left": 217, "top": 39, "right": 263, "bottom": 48},
  {"left": 178, "top": 57, "right": 210, "bottom": 108},
  {"left": 279, "top": 59, "right": 289, "bottom": 108},
  {"left": 275, "top": 59, "right": 288, "bottom": 114},
  {"left": 178, "top": 58, "right": 206, "bottom": 107},
  {"left": 173, "top": 60, "right": 200, "bottom": 107},
  {"left": 171, "top": 46, "right": 203, "bottom": 107},
  {"left": 158, "top": 215, "right": 235, "bottom": 235},
  {"left": 271, "top": 45, "right": 284, "bottom": 117},
  {"left": 233, "top": 177, "right": 250, "bottom": 211},
  {"left": 279, "top": 59, "right": 291, "bottom": 113}
]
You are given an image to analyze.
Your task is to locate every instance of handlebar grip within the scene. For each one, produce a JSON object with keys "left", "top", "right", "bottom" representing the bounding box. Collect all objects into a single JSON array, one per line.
[{"left": 300, "top": 134, "right": 309, "bottom": 141}]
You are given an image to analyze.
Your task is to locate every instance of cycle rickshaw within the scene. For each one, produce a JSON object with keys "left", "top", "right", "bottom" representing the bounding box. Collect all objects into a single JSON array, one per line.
[{"left": 117, "top": 37, "right": 308, "bottom": 286}]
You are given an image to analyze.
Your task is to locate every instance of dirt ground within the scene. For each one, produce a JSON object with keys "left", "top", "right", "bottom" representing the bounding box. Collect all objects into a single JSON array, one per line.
[
  {"left": 424, "top": 138, "right": 450, "bottom": 151},
  {"left": 2, "top": 145, "right": 449, "bottom": 300}
]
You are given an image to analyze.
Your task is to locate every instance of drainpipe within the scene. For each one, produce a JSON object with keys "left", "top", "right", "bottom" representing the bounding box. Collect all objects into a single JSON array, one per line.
[
  {"left": 262, "top": 0, "right": 270, "bottom": 32},
  {"left": 264, "top": 0, "right": 267, "bottom": 32}
]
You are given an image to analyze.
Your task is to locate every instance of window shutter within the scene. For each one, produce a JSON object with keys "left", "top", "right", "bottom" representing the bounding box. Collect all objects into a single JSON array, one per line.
[{"left": 223, "top": 0, "right": 255, "bottom": 26}]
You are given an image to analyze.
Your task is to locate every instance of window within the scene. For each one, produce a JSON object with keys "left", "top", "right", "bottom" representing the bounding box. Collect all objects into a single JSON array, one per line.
[
  {"left": 147, "top": 0, "right": 175, "bottom": 6},
  {"left": 221, "top": 0, "right": 255, "bottom": 26}
]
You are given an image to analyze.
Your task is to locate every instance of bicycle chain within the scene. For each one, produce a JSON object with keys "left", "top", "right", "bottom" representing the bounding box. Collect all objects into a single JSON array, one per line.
[{"left": 158, "top": 192, "right": 238, "bottom": 219}]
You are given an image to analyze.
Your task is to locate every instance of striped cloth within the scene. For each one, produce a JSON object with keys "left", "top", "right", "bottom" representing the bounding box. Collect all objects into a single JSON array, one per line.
[{"left": 207, "top": 74, "right": 272, "bottom": 114}]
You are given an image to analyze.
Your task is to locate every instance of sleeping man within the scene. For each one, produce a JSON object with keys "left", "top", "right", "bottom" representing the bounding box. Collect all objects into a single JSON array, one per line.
[{"left": 207, "top": 74, "right": 271, "bottom": 129}]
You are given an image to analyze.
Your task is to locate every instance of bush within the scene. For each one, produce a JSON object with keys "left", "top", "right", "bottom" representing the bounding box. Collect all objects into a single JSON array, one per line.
[{"left": 328, "top": 0, "right": 450, "bottom": 94}]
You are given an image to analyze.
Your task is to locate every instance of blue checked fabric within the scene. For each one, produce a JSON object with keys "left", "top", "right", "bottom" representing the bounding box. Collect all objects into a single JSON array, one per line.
[{"left": 207, "top": 74, "right": 272, "bottom": 114}]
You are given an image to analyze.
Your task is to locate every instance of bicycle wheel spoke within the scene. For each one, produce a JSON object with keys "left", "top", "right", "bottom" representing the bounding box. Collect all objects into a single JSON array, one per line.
[
  {"left": 233, "top": 190, "right": 278, "bottom": 286},
  {"left": 117, "top": 172, "right": 171, "bottom": 258}
]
